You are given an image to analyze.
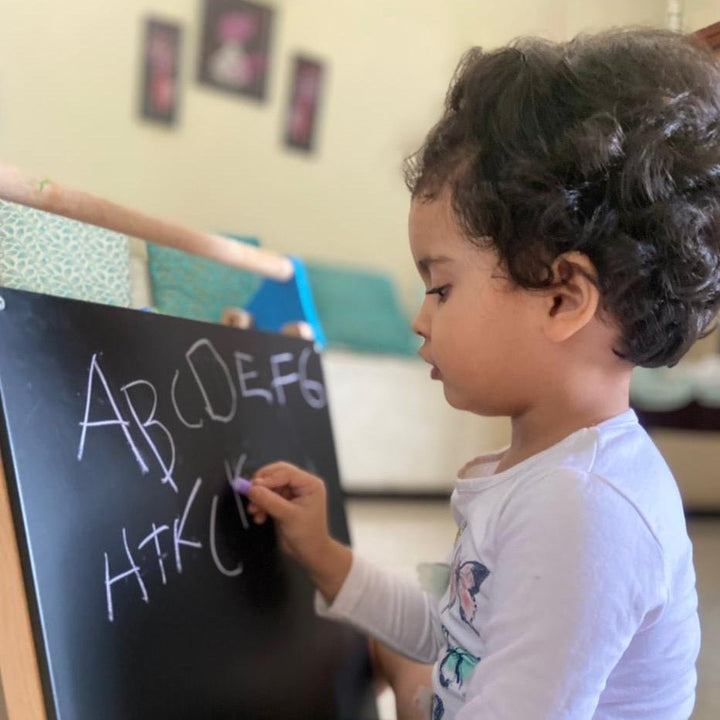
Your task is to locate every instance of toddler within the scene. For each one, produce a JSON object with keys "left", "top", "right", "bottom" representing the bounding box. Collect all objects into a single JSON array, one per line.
[{"left": 246, "top": 28, "right": 720, "bottom": 719}]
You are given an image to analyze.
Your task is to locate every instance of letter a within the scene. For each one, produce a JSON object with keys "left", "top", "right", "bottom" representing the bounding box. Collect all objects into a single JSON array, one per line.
[{"left": 77, "top": 353, "right": 148, "bottom": 473}]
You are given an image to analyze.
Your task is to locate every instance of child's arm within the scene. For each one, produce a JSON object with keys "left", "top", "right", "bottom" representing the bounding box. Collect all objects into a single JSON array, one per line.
[
  {"left": 247, "top": 461, "right": 445, "bottom": 667},
  {"left": 245, "top": 462, "right": 352, "bottom": 603}
]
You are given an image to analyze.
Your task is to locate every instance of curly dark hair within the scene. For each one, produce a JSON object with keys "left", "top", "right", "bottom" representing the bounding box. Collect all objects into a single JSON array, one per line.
[{"left": 404, "top": 29, "right": 720, "bottom": 367}]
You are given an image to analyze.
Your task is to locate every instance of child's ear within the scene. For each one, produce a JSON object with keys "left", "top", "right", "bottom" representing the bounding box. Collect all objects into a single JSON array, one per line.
[{"left": 541, "top": 252, "right": 601, "bottom": 343}]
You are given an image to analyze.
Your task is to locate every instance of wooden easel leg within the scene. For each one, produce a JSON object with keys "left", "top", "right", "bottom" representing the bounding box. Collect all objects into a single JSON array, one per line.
[
  {"left": 0, "top": 452, "right": 47, "bottom": 719},
  {"left": 280, "top": 321, "right": 315, "bottom": 341},
  {"left": 221, "top": 310, "right": 317, "bottom": 344},
  {"left": 221, "top": 307, "right": 255, "bottom": 330}
]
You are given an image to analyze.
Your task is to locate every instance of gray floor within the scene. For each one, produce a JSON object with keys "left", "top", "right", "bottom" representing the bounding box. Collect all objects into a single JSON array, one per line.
[
  {"left": 687, "top": 517, "right": 720, "bottom": 719},
  {"left": 346, "top": 499, "right": 720, "bottom": 720}
]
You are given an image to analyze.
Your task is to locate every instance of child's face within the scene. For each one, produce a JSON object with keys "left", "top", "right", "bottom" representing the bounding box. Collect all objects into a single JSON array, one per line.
[{"left": 409, "top": 192, "right": 548, "bottom": 416}]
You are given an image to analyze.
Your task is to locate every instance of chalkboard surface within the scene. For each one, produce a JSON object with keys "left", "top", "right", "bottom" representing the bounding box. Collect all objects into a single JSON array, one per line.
[{"left": 0, "top": 287, "right": 377, "bottom": 720}]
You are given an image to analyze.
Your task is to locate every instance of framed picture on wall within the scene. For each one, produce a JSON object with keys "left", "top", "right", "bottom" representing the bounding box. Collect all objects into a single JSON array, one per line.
[
  {"left": 197, "top": 0, "right": 275, "bottom": 101},
  {"left": 140, "top": 18, "right": 183, "bottom": 125},
  {"left": 283, "top": 55, "right": 325, "bottom": 153}
]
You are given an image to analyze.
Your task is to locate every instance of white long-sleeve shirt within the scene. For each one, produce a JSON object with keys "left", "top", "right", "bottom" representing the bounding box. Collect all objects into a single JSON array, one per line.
[{"left": 317, "top": 410, "right": 700, "bottom": 719}]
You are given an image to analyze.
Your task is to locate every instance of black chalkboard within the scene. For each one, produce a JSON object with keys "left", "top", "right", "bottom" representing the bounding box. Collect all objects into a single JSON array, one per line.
[{"left": 0, "top": 287, "right": 377, "bottom": 720}]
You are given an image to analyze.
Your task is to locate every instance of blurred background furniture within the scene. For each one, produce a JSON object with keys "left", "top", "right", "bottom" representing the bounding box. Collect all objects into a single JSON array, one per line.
[{"left": 631, "top": 337, "right": 720, "bottom": 513}]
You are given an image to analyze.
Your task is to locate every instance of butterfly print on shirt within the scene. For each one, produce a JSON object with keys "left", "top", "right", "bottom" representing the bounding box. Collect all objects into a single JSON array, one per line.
[
  {"left": 442, "top": 545, "right": 490, "bottom": 632},
  {"left": 431, "top": 693, "right": 445, "bottom": 720},
  {"left": 438, "top": 640, "right": 480, "bottom": 691}
]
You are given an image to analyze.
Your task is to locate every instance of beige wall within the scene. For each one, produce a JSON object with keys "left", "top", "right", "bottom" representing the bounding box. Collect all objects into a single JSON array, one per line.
[
  {"left": 455, "top": 0, "right": 665, "bottom": 48},
  {"left": 0, "top": 0, "right": 667, "bottom": 308},
  {"left": 684, "top": 0, "right": 720, "bottom": 31}
]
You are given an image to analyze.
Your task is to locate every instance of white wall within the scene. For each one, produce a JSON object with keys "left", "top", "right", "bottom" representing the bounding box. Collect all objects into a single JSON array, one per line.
[{"left": 0, "top": 0, "right": 667, "bottom": 307}]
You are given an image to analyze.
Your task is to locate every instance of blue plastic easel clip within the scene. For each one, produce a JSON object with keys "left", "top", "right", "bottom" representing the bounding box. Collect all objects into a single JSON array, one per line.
[{"left": 244, "top": 255, "right": 327, "bottom": 350}]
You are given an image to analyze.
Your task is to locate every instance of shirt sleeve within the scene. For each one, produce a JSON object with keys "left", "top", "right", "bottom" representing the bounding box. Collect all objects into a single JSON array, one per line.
[
  {"left": 458, "top": 470, "right": 667, "bottom": 720},
  {"left": 315, "top": 553, "right": 444, "bottom": 663}
]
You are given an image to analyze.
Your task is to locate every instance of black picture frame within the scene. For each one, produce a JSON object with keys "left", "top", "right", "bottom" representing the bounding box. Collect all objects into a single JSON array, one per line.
[
  {"left": 139, "top": 18, "right": 182, "bottom": 125},
  {"left": 197, "top": 0, "right": 275, "bottom": 101},
  {"left": 283, "top": 55, "right": 325, "bottom": 152}
]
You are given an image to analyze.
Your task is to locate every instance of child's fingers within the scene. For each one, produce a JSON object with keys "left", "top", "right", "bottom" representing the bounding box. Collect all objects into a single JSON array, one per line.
[
  {"left": 245, "top": 501, "right": 267, "bottom": 524},
  {"left": 246, "top": 484, "right": 296, "bottom": 522},
  {"left": 244, "top": 461, "right": 324, "bottom": 527},
  {"left": 253, "top": 461, "right": 318, "bottom": 486},
  {"left": 253, "top": 460, "right": 300, "bottom": 479},
  {"left": 252, "top": 462, "right": 322, "bottom": 497}
]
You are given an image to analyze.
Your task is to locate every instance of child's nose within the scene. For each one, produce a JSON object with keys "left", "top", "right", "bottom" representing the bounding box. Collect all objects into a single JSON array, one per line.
[{"left": 411, "top": 306, "right": 429, "bottom": 339}]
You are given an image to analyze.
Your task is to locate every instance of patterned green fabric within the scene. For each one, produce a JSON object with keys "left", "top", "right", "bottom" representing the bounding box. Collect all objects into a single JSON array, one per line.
[
  {"left": 0, "top": 199, "right": 131, "bottom": 306},
  {"left": 146, "top": 235, "right": 263, "bottom": 323}
]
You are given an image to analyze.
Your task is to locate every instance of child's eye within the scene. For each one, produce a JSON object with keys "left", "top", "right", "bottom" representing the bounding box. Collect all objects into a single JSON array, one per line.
[{"left": 426, "top": 285, "right": 450, "bottom": 302}]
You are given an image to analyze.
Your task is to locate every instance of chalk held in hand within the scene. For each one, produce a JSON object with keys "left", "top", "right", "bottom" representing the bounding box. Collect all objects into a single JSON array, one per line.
[{"left": 231, "top": 476, "right": 253, "bottom": 496}]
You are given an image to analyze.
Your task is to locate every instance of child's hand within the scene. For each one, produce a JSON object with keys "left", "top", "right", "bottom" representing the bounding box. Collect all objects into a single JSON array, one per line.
[
  {"left": 246, "top": 461, "right": 351, "bottom": 603},
  {"left": 246, "top": 461, "right": 328, "bottom": 561}
]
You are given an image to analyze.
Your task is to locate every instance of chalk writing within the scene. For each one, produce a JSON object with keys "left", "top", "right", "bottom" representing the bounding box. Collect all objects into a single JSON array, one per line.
[
  {"left": 78, "top": 353, "right": 149, "bottom": 474},
  {"left": 224, "top": 455, "right": 250, "bottom": 530},
  {"left": 210, "top": 495, "right": 244, "bottom": 578},
  {"left": 171, "top": 369, "right": 203, "bottom": 429},
  {"left": 185, "top": 339, "right": 237, "bottom": 423},
  {"left": 121, "top": 379, "right": 178, "bottom": 492},
  {"left": 104, "top": 528, "right": 148, "bottom": 623},
  {"left": 90, "top": 338, "right": 326, "bottom": 622},
  {"left": 79, "top": 340, "right": 325, "bottom": 488},
  {"left": 173, "top": 477, "right": 203, "bottom": 574},
  {"left": 298, "top": 347, "right": 326, "bottom": 409},
  {"left": 235, "top": 352, "right": 273, "bottom": 404},
  {"left": 137, "top": 522, "right": 170, "bottom": 585},
  {"left": 104, "top": 476, "right": 250, "bottom": 621}
]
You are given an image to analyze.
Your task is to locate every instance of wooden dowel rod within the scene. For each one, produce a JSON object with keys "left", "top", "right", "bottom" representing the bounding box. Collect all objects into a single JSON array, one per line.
[{"left": 0, "top": 164, "right": 294, "bottom": 282}]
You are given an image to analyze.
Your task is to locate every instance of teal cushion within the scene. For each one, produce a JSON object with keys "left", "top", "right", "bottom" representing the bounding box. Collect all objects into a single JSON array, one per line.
[
  {"left": 304, "top": 261, "right": 419, "bottom": 356},
  {"left": 146, "top": 235, "right": 263, "bottom": 323},
  {"left": 0, "top": 199, "right": 131, "bottom": 306}
]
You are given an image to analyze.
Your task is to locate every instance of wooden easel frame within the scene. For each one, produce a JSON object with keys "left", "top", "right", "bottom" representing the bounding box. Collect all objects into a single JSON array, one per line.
[
  {"left": 0, "top": 164, "right": 294, "bottom": 282},
  {"left": 0, "top": 449, "right": 47, "bottom": 719}
]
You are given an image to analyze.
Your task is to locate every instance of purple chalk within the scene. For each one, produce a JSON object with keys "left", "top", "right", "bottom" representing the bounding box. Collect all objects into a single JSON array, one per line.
[{"left": 231, "top": 476, "right": 253, "bottom": 496}]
